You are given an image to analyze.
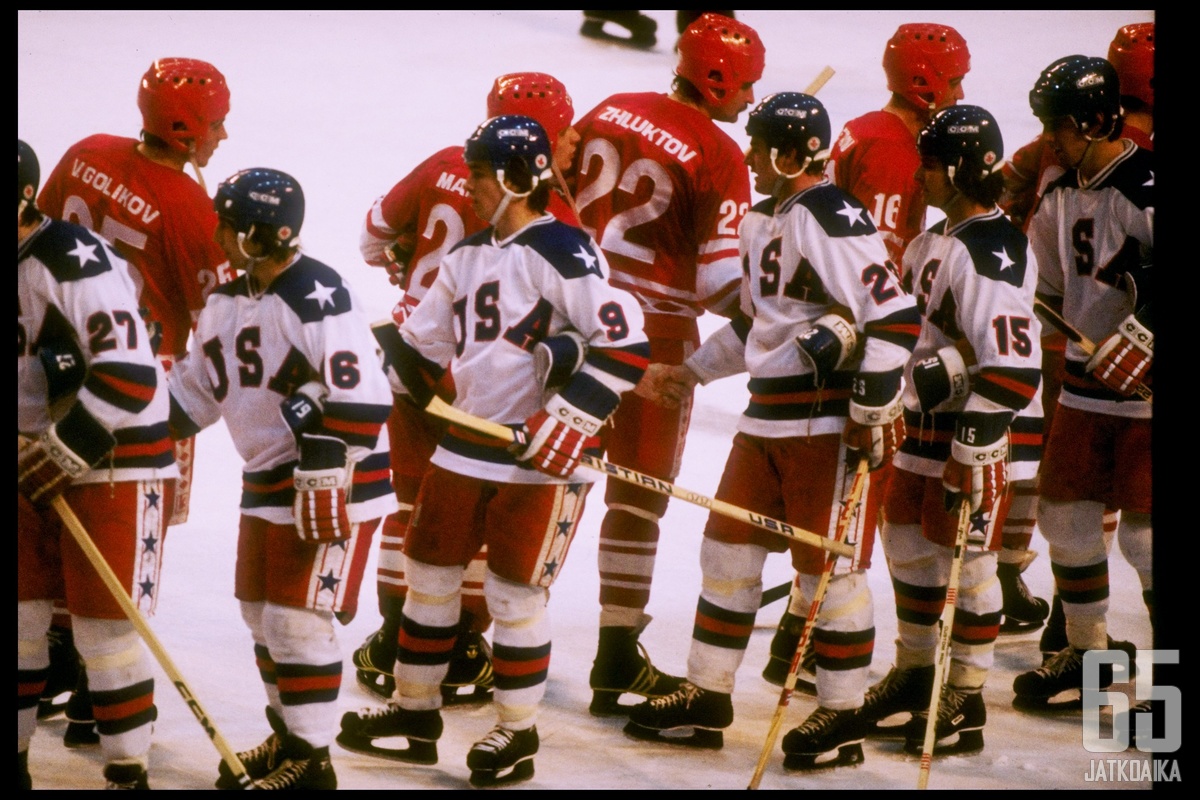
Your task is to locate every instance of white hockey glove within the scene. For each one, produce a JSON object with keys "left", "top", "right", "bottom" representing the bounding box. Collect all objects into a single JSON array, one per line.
[
  {"left": 279, "top": 381, "right": 328, "bottom": 443},
  {"left": 513, "top": 394, "right": 602, "bottom": 479},
  {"left": 942, "top": 412, "right": 1009, "bottom": 514},
  {"left": 293, "top": 434, "right": 352, "bottom": 543},
  {"left": 533, "top": 331, "right": 588, "bottom": 394},
  {"left": 795, "top": 312, "right": 857, "bottom": 386},
  {"left": 910, "top": 344, "right": 970, "bottom": 413},
  {"left": 1085, "top": 313, "right": 1153, "bottom": 398},
  {"left": 18, "top": 404, "right": 116, "bottom": 509},
  {"left": 843, "top": 373, "right": 904, "bottom": 470}
]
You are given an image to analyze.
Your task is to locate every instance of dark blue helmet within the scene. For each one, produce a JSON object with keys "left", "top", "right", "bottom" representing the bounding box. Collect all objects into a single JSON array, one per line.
[
  {"left": 1029, "top": 55, "right": 1121, "bottom": 138},
  {"left": 18, "top": 139, "right": 39, "bottom": 210},
  {"left": 918, "top": 105, "right": 1003, "bottom": 186},
  {"left": 464, "top": 115, "right": 553, "bottom": 192},
  {"left": 746, "top": 92, "right": 831, "bottom": 167},
  {"left": 214, "top": 168, "right": 305, "bottom": 246}
]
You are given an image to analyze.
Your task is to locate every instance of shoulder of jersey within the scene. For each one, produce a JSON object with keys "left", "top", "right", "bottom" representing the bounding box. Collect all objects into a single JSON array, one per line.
[
  {"left": 956, "top": 212, "right": 1029, "bottom": 288},
  {"left": 515, "top": 219, "right": 606, "bottom": 280},
  {"left": 1105, "top": 146, "right": 1153, "bottom": 211},
  {"left": 27, "top": 219, "right": 120, "bottom": 283},
  {"left": 750, "top": 196, "right": 778, "bottom": 216},
  {"left": 785, "top": 183, "right": 879, "bottom": 237},
  {"left": 268, "top": 255, "right": 354, "bottom": 321}
]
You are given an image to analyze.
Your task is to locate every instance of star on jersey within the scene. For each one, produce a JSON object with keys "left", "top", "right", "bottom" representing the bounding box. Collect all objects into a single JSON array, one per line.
[
  {"left": 139, "top": 578, "right": 156, "bottom": 600},
  {"left": 318, "top": 571, "right": 342, "bottom": 593},
  {"left": 306, "top": 280, "right": 338, "bottom": 309},
  {"left": 144, "top": 488, "right": 161, "bottom": 508},
  {"left": 542, "top": 558, "right": 559, "bottom": 578},
  {"left": 68, "top": 239, "right": 100, "bottom": 268},
  {"left": 992, "top": 247, "right": 1015, "bottom": 273},
  {"left": 573, "top": 246, "right": 603, "bottom": 277},
  {"left": 556, "top": 520, "right": 573, "bottom": 538},
  {"left": 1144, "top": 171, "right": 1154, "bottom": 187},
  {"left": 835, "top": 201, "right": 867, "bottom": 227}
]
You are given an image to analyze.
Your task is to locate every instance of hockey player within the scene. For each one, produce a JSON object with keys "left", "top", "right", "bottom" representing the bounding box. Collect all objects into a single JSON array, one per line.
[
  {"left": 351, "top": 72, "right": 579, "bottom": 705},
  {"left": 762, "top": 22, "right": 989, "bottom": 688},
  {"left": 625, "top": 93, "right": 919, "bottom": 770},
  {"left": 167, "top": 168, "right": 395, "bottom": 789},
  {"left": 19, "top": 138, "right": 178, "bottom": 789},
  {"left": 858, "top": 107, "right": 1044, "bottom": 755},
  {"left": 34, "top": 59, "right": 233, "bottom": 734},
  {"left": 338, "top": 115, "right": 649, "bottom": 787},
  {"left": 1011, "top": 56, "right": 1153, "bottom": 707},
  {"left": 570, "top": 10, "right": 764, "bottom": 716}
]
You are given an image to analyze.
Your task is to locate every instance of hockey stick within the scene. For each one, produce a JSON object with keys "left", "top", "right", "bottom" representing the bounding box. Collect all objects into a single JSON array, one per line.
[
  {"left": 1033, "top": 298, "right": 1152, "bottom": 402},
  {"left": 748, "top": 457, "right": 868, "bottom": 789},
  {"left": 759, "top": 580, "right": 792, "bottom": 609},
  {"left": 49, "top": 495, "right": 252, "bottom": 789},
  {"left": 915, "top": 498, "right": 973, "bottom": 790},
  {"left": 423, "top": 396, "right": 854, "bottom": 558},
  {"left": 803, "top": 65, "right": 836, "bottom": 96}
]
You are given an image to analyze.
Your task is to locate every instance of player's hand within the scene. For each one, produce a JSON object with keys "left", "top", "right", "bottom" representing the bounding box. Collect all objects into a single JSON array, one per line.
[
  {"left": 634, "top": 363, "right": 698, "bottom": 409},
  {"left": 843, "top": 395, "right": 904, "bottom": 471},
  {"left": 794, "top": 311, "right": 857, "bottom": 386},
  {"left": 1086, "top": 314, "right": 1152, "bottom": 398},
  {"left": 293, "top": 434, "right": 351, "bottom": 543},
  {"left": 18, "top": 405, "right": 115, "bottom": 509},
  {"left": 381, "top": 233, "right": 417, "bottom": 287},
  {"left": 942, "top": 414, "right": 1008, "bottom": 514},
  {"left": 513, "top": 396, "right": 603, "bottom": 479},
  {"left": 910, "top": 344, "right": 970, "bottom": 413}
]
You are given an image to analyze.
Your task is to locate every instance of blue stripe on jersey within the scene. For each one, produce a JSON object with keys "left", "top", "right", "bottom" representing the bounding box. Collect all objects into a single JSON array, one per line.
[
  {"left": 85, "top": 362, "right": 158, "bottom": 413},
  {"left": 745, "top": 373, "right": 852, "bottom": 422},
  {"left": 242, "top": 461, "right": 299, "bottom": 510},
  {"left": 323, "top": 400, "right": 391, "bottom": 448},
  {"left": 349, "top": 451, "right": 393, "bottom": 504},
  {"left": 112, "top": 422, "right": 175, "bottom": 470},
  {"left": 441, "top": 430, "right": 525, "bottom": 468},
  {"left": 974, "top": 366, "right": 1041, "bottom": 411},
  {"left": 584, "top": 343, "right": 649, "bottom": 386},
  {"left": 864, "top": 305, "right": 922, "bottom": 351},
  {"left": 560, "top": 372, "right": 621, "bottom": 421}
]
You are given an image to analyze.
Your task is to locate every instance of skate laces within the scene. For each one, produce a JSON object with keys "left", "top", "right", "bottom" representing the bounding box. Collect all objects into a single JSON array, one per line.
[
  {"left": 352, "top": 630, "right": 391, "bottom": 673},
  {"left": 253, "top": 757, "right": 309, "bottom": 790},
  {"left": 866, "top": 667, "right": 910, "bottom": 705},
  {"left": 474, "top": 726, "right": 517, "bottom": 754},
  {"left": 649, "top": 681, "right": 702, "bottom": 711},
  {"left": 238, "top": 731, "right": 284, "bottom": 769},
  {"left": 795, "top": 706, "right": 841, "bottom": 735},
  {"left": 627, "top": 642, "right": 664, "bottom": 695},
  {"left": 1039, "top": 647, "right": 1083, "bottom": 678}
]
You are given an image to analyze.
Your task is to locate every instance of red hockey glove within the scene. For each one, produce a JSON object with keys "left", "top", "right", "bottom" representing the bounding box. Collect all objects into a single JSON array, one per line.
[
  {"left": 293, "top": 434, "right": 351, "bottom": 543},
  {"left": 1086, "top": 314, "right": 1153, "bottom": 398},
  {"left": 843, "top": 393, "right": 904, "bottom": 471},
  {"left": 382, "top": 236, "right": 416, "bottom": 288},
  {"left": 513, "top": 396, "right": 602, "bottom": 479},
  {"left": 18, "top": 404, "right": 116, "bottom": 509},
  {"left": 942, "top": 413, "right": 1009, "bottom": 514}
]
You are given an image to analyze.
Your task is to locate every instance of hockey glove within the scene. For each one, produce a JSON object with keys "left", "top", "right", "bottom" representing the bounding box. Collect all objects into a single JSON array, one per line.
[
  {"left": 910, "top": 344, "right": 970, "bottom": 413},
  {"left": 795, "top": 312, "right": 857, "bottom": 386},
  {"left": 18, "top": 403, "right": 116, "bottom": 509},
  {"left": 942, "top": 412, "right": 1009, "bottom": 514},
  {"left": 513, "top": 395, "right": 602, "bottom": 479},
  {"left": 382, "top": 236, "right": 416, "bottom": 288},
  {"left": 293, "top": 434, "right": 352, "bottom": 543},
  {"left": 1085, "top": 313, "right": 1153, "bottom": 398},
  {"left": 843, "top": 372, "right": 904, "bottom": 470},
  {"left": 533, "top": 331, "right": 588, "bottom": 394},
  {"left": 279, "top": 381, "right": 328, "bottom": 444}
]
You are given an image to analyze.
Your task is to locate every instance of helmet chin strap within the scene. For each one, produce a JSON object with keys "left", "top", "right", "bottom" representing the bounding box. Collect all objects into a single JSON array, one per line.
[
  {"left": 186, "top": 143, "right": 208, "bottom": 193},
  {"left": 489, "top": 169, "right": 538, "bottom": 227}
]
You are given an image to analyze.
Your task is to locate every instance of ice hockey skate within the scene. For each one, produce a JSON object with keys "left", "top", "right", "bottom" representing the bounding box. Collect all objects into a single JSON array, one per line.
[
  {"left": 997, "top": 553, "right": 1049, "bottom": 635},
  {"left": 580, "top": 11, "right": 657, "bottom": 50},
  {"left": 252, "top": 735, "right": 337, "bottom": 790},
  {"left": 903, "top": 686, "right": 986, "bottom": 757},
  {"left": 216, "top": 706, "right": 287, "bottom": 789},
  {"left": 103, "top": 762, "right": 150, "bottom": 790},
  {"left": 780, "top": 706, "right": 867, "bottom": 771},
  {"left": 37, "top": 624, "right": 81, "bottom": 720},
  {"left": 336, "top": 704, "right": 442, "bottom": 764},
  {"left": 1014, "top": 641, "right": 1136, "bottom": 711},
  {"left": 351, "top": 627, "right": 396, "bottom": 701},
  {"left": 761, "top": 610, "right": 816, "bottom": 695},
  {"left": 440, "top": 630, "right": 494, "bottom": 706},
  {"left": 589, "top": 626, "right": 685, "bottom": 717},
  {"left": 466, "top": 725, "right": 539, "bottom": 787},
  {"left": 858, "top": 664, "right": 934, "bottom": 737},
  {"left": 623, "top": 682, "right": 732, "bottom": 749},
  {"left": 62, "top": 671, "right": 99, "bottom": 748}
]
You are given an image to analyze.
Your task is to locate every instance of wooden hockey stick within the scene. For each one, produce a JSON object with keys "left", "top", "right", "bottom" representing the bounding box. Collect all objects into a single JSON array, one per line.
[
  {"left": 50, "top": 495, "right": 252, "bottom": 789},
  {"left": 1033, "top": 298, "right": 1151, "bottom": 402},
  {"left": 748, "top": 457, "right": 868, "bottom": 789},
  {"left": 915, "top": 499, "right": 973, "bottom": 790},
  {"left": 804, "top": 65, "right": 836, "bottom": 96},
  {"left": 759, "top": 580, "right": 793, "bottom": 609},
  {"left": 423, "top": 396, "right": 854, "bottom": 558}
]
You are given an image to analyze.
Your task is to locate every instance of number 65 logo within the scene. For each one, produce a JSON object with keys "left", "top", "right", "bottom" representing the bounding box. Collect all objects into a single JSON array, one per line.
[{"left": 1082, "top": 649, "right": 1181, "bottom": 753}]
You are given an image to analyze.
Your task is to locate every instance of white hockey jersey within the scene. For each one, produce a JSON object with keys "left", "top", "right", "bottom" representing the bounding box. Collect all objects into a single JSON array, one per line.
[
  {"left": 18, "top": 217, "right": 177, "bottom": 484},
  {"left": 168, "top": 253, "right": 396, "bottom": 524},
  {"left": 1030, "top": 141, "right": 1152, "bottom": 419},
  {"left": 898, "top": 208, "right": 1044, "bottom": 480},
  {"left": 397, "top": 214, "right": 649, "bottom": 484}
]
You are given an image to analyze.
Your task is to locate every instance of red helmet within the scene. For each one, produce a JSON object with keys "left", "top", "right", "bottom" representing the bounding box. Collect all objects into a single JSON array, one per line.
[
  {"left": 487, "top": 72, "right": 574, "bottom": 142},
  {"left": 676, "top": 12, "right": 765, "bottom": 107},
  {"left": 137, "top": 58, "right": 230, "bottom": 153},
  {"left": 1108, "top": 22, "right": 1154, "bottom": 108},
  {"left": 883, "top": 23, "right": 970, "bottom": 111}
]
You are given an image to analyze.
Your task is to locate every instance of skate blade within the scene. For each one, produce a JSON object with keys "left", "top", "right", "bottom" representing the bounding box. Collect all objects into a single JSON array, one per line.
[
  {"left": 335, "top": 732, "right": 438, "bottom": 765},
  {"left": 356, "top": 670, "right": 395, "bottom": 701},
  {"left": 761, "top": 665, "right": 816, "bottom": 695},
  {"left": 999, "top": 617, "right": 1046, "bottom": 636},
  {"left": 622, "top": 720, "right": 724, "bottom": 750},
  {"left": 441, "top": 684, "right": 494, "bottom": 707},
  {"left": 866, "top": 716, "right": 916, "bottom": 740},
  {"left": 37, "top": 696, "right": 69, "bottom": 720},
  {"left": 904, "top": 729, "right": 984, "bottom": 757},
  {"left": 589, "top": 689, "right": 648, "bottom": 718},
  {"left": 469, "top": 757, "right": 535, "bottom": 788},
  {"left": 782, "top": 742, "right": 865, "bottom": 772},
  {"left": 1012, "top": 693, "right": 1083, "bottom": 713}
]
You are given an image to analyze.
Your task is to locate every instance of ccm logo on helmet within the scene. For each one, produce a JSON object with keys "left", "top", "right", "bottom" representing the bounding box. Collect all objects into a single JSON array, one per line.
[
  {"left": 1075, "top": 73, "right": 1105, "bottom": 89},
  {"left": 776, "top": 108, "right": 810, "bottom": 119},
  {"left": 249, "top": 191, "right": 281, "bottom": 205},
  {"left": 498, "top": 128, "right": 533, "bottom": 140},
  {"left": 947, "top": 124, "right": 980, "bottom": 134}
]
